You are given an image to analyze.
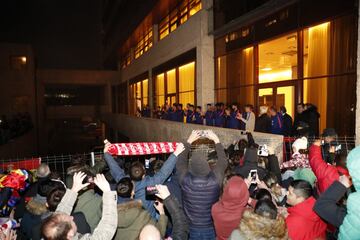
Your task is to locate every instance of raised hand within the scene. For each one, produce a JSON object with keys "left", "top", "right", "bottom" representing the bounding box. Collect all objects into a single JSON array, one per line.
[
  {"left": 155, "top": 185, "right": 171, "bottom": 200},
  {"left": 187, "top": 130, "right": 201, "bottom": 144},
  {"left": 71, "top": 172, "right": 90, "bottom": 193},
  {"left": 339, "top": 175, "right": 352, "bottom": 188},
  {"left": 206, "top": 130, "right": 220, "bottom": 144},
  {"left": 173, "top": 143, "right": 185, "bottom": 156},
  {"left": 94, "top": 174, "right": 111, "bottom": 193},
  {"left": 103, "top": 139, "right": 111, "bottom": 153}
]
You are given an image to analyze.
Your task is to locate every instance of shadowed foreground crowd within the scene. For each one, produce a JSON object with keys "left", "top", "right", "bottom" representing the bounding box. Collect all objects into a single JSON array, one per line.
[{"left": 0, "top": 129, "right": 359, "bottom": 240}]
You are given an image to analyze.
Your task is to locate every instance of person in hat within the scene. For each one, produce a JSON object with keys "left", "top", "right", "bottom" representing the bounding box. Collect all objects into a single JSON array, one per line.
[
  {"left": 281, "top": 137, "right": 310, "bottom": 170},
  {"left": 176, "top": 130, "right": 227, "bottom": 240}
]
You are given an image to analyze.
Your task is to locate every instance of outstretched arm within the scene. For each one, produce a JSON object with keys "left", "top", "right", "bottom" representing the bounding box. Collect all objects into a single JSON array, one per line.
[
  {"left": 103, "top": 141, "right": 125, "bottom": 183},
  {"left": 314, "top": 177, "right": 349, "bottom": 227},
  {"left": 84, "top": 174, "right": 118, "bottom": 240},
  {"left": 207, "top": 131, "right": 228, "bottom": 183},
  {"left": 309, "top": 141, "right": 339, "bottom": 192},
  {"left": 149, "top": 143, "right": 185, "bottom": 185},
  {"left": 56, "top": 172, "right": 90, "bottom": 214},
  {"left": 176, "top": 131, "right": 201, "bottom": 183}
]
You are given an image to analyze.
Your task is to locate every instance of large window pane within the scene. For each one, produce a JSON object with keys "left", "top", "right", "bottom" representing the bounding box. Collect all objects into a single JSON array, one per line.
[
  {"left": 166, "top": 69, "right": 176, "bottom": 94},
  {"left": 179, "top": 62, "right": 195, "bottom": 92},
  {"left": 215, "top": 89, "right": 227, "bottom": 104},
  {"left": 216, "top": 56, "right": 227, "bottom": 89},
  {"left": 142, "top": 79, "right": 148, "bottom": 98},
  {"left": 259, "top": 32, "right": 298, "bottom": 83},
  {"left": 227, "top": 47, "right": 254, "bottom": 87},
  {"left": 156, "top": 73, "right": 165, "bottom": 96},
  {"left": 304, "top": 22, "right": 330, "bottom": 78},
  {"left": 179, "top": 92, "right": 194, "bottom": 106}
]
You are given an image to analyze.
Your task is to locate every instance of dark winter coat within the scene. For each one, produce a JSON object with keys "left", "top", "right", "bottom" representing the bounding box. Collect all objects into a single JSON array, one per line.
[
  {"left": 164, "top": 195, "right": 189, "bottom": 240},
  {"left": 255, "top": 114, "right": 271, "bottom": 133},
  {"left": 176, "top": 143, "right": 227, "bottom": 228}
]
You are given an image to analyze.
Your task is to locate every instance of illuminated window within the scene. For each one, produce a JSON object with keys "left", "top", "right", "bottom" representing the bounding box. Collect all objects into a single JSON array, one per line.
[
  {"left": 259, "top": 32, "right": 298, "bottom": 83},
  {"left": 121, "top": 52, "right": 131, "bottom": 69},
  {"left": 134, "top": 28, "right": 153, "bottom": 59},
  {"left": 129, "top": 79, "right": 149, "bottom": 115},
  {"left": 10, "top": 56, "right": 27, "bottom": 70},
  {"left": 179, "top": 62, "right": 195, "bottom": 105},
  {"left": 158, "top": 0, "right": 202, "bottom": 40},
  {"left": 154, "top": 61, "right": 196, "bottom": 107}
]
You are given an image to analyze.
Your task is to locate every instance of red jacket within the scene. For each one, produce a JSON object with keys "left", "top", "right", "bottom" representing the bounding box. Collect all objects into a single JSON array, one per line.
[
  {"left": 286, "top": 197, "right": 327, "bottom": 240},
  {"left": 309, "top": 145, "right": 339, "bottom": 193},
  {"left": 211, "top": 176, "right": 249, "bottom": 240}
]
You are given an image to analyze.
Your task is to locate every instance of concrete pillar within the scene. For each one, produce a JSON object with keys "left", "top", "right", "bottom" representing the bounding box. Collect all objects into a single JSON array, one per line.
[
  {"left": 356, "top": 2, "right": 360, "bottom": 145},
  {"left": 153, "top": 24, "right": 159, "bottom": 45},
  {"left": 148, "top": 68, "right": 154, "bottom": 113},
  {"left": 196, "top": 0, "right": 215, "bottom": 109}
]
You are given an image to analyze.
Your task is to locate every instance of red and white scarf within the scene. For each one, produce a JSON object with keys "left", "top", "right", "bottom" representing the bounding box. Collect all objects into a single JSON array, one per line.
[{"left": 107, "top": 142, "right": 179, "bottom": 156}]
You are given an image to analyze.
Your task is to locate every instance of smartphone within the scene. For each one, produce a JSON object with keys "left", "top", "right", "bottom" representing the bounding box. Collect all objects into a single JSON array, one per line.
[
  {"left": 145, "top": 186, "right": 159, "bottom": 196},
  {"left": 145, "top": 159, "right": 150, "bottom": 169},
  {"left": 250, "top": 170, "right": 257, "bottom": 184}
]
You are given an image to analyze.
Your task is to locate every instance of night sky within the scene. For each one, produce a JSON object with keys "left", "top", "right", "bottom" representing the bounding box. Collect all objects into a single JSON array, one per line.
[
  {"left": 0, "top": 0, "right": 102, "bottom": 69},
  {"left": 0, "top": 0, "right": 159, "bottom": 70}
]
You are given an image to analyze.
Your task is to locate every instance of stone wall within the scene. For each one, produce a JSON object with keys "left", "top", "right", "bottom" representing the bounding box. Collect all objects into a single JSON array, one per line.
[{"left": 102, "top": 113, "right": 284, "bottom": 163}]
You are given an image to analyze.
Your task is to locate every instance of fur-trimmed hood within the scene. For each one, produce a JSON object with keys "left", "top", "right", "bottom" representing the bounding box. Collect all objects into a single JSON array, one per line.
[
  {"left": 235, "top": 210, "right": 288, "bottom": 240},
  {"left": 26, "top": 195, "right": 48, "bottom": 215},
  {"left": 117, "top": 199, "right": 153, "bottom": 229}
]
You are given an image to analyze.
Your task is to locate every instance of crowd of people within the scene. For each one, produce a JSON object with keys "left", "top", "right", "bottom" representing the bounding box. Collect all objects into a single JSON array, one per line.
[
  {"left": 139, "top": 102, "right": 320, "bottom": 137},
  {"left": 0, "top": 128, "right": 358, "bottom": 240},
  {"left": 0, "top": 113, "right": 33, "bottom": 145}
]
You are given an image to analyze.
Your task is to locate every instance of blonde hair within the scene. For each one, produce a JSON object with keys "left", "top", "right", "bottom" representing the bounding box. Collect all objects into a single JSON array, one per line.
[{"left": 259, "top": 106, "right": 269, "bottom": 116}]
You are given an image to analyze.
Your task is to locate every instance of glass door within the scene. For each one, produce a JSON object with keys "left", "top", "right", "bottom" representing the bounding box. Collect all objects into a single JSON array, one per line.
[
  {"left": 166, "top": 94, "right": 177, "bottom": 106},
  {"left": 257, "top": 84, "right": 296, "bottom": 119}
]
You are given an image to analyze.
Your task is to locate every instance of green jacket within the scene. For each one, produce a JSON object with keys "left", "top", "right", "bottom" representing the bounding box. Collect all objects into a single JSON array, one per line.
[
  {"left": 56, "top": 189, "right": 118, "bottom": 240},
  {"left": 74, "top": 189, "right": 102, "bottom": 232},
  {"left": 339, "top": 146, "right": 360, "bottom": 240},
  {"left": 114, "top": 200, "right": 168, "bottom": 240}
]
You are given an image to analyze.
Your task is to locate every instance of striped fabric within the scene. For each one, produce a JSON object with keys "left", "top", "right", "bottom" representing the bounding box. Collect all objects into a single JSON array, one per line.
[{"left": 107, "top": 142, "right": 179, "bottom": 156}]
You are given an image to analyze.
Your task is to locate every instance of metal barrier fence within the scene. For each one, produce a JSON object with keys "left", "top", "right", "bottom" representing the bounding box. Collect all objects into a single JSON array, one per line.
[
  {"left": 0, "top": 136, "right": 357, "bottom": 180},
  {"left": 283, "top": 136, "right": 356, "bottom": 162}
]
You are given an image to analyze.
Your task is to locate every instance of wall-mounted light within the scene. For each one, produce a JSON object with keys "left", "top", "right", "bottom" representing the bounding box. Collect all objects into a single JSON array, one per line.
[{"left": 21, "top": 56, "right": 27, "bottom": 63}]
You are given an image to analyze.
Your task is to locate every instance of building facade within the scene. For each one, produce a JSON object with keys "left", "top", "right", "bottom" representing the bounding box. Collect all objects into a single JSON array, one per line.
[{"left": 110, "top": 0, "right": 358, "bottom": 137}]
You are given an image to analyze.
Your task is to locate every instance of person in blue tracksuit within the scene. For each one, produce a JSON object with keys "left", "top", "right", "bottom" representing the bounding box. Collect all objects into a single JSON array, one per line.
[
  {"left": 214, "top": 103, "right": 225, "bottom": 127},
  {"left": 269, "top": 106, "right": 284, "bottom": 135},
  {"left": 176, "top": 104, "right": 185, "bottom": 122},
  {"left": 168, "top": 104, "right": 178, "bottom": 121},
  {"left": 103, "top": 140, "right": 185, "bottom": 220},
  {"left": 186, "top": 105, "right": 195, "bottom": 124},
  {"left": 205, "top": 104, "right": 214, "bottom": 126},
  {"left": 227, "top": 103, "right": 241, "bottom": 129},
  {"left": 194, "top": 106, "right": 203, "bottom": 125}
]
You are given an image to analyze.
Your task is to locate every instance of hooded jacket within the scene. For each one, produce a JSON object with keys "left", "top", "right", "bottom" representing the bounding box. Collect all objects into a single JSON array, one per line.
[
  {"left": 309, "top": 145, "right": 339, "bottom": 193},
  {"left": 20, "top": 195, "right": 48, "bottom": 239},
  {"left": 338, "top": 146, "right": 360, "bottom": 240},
  {"left": 56, "top": 189, "right": 118, "bottom": 240},
  {"left": 212, "top": 176, "right": 249, "bottom": 240},
  {"left": 229, "top": 210, "right": 287, "bottom": 240},
  {"left": 114, "top": 200, "right": 168, "bottom": 240},
  {"left": 176, "top": 143, "right": 227, "bottom": 229},
  {"left": 286, "top": 197, "right": 327, "bottom": 240}
]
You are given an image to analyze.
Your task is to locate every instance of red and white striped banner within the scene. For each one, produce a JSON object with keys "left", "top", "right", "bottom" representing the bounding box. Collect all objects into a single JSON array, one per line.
[
  {"left": 107, "top": 142, "right": 179, "bottom": 156},
  {"left": 0, "top": 158, "right": 41, "bottom": 171}
]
